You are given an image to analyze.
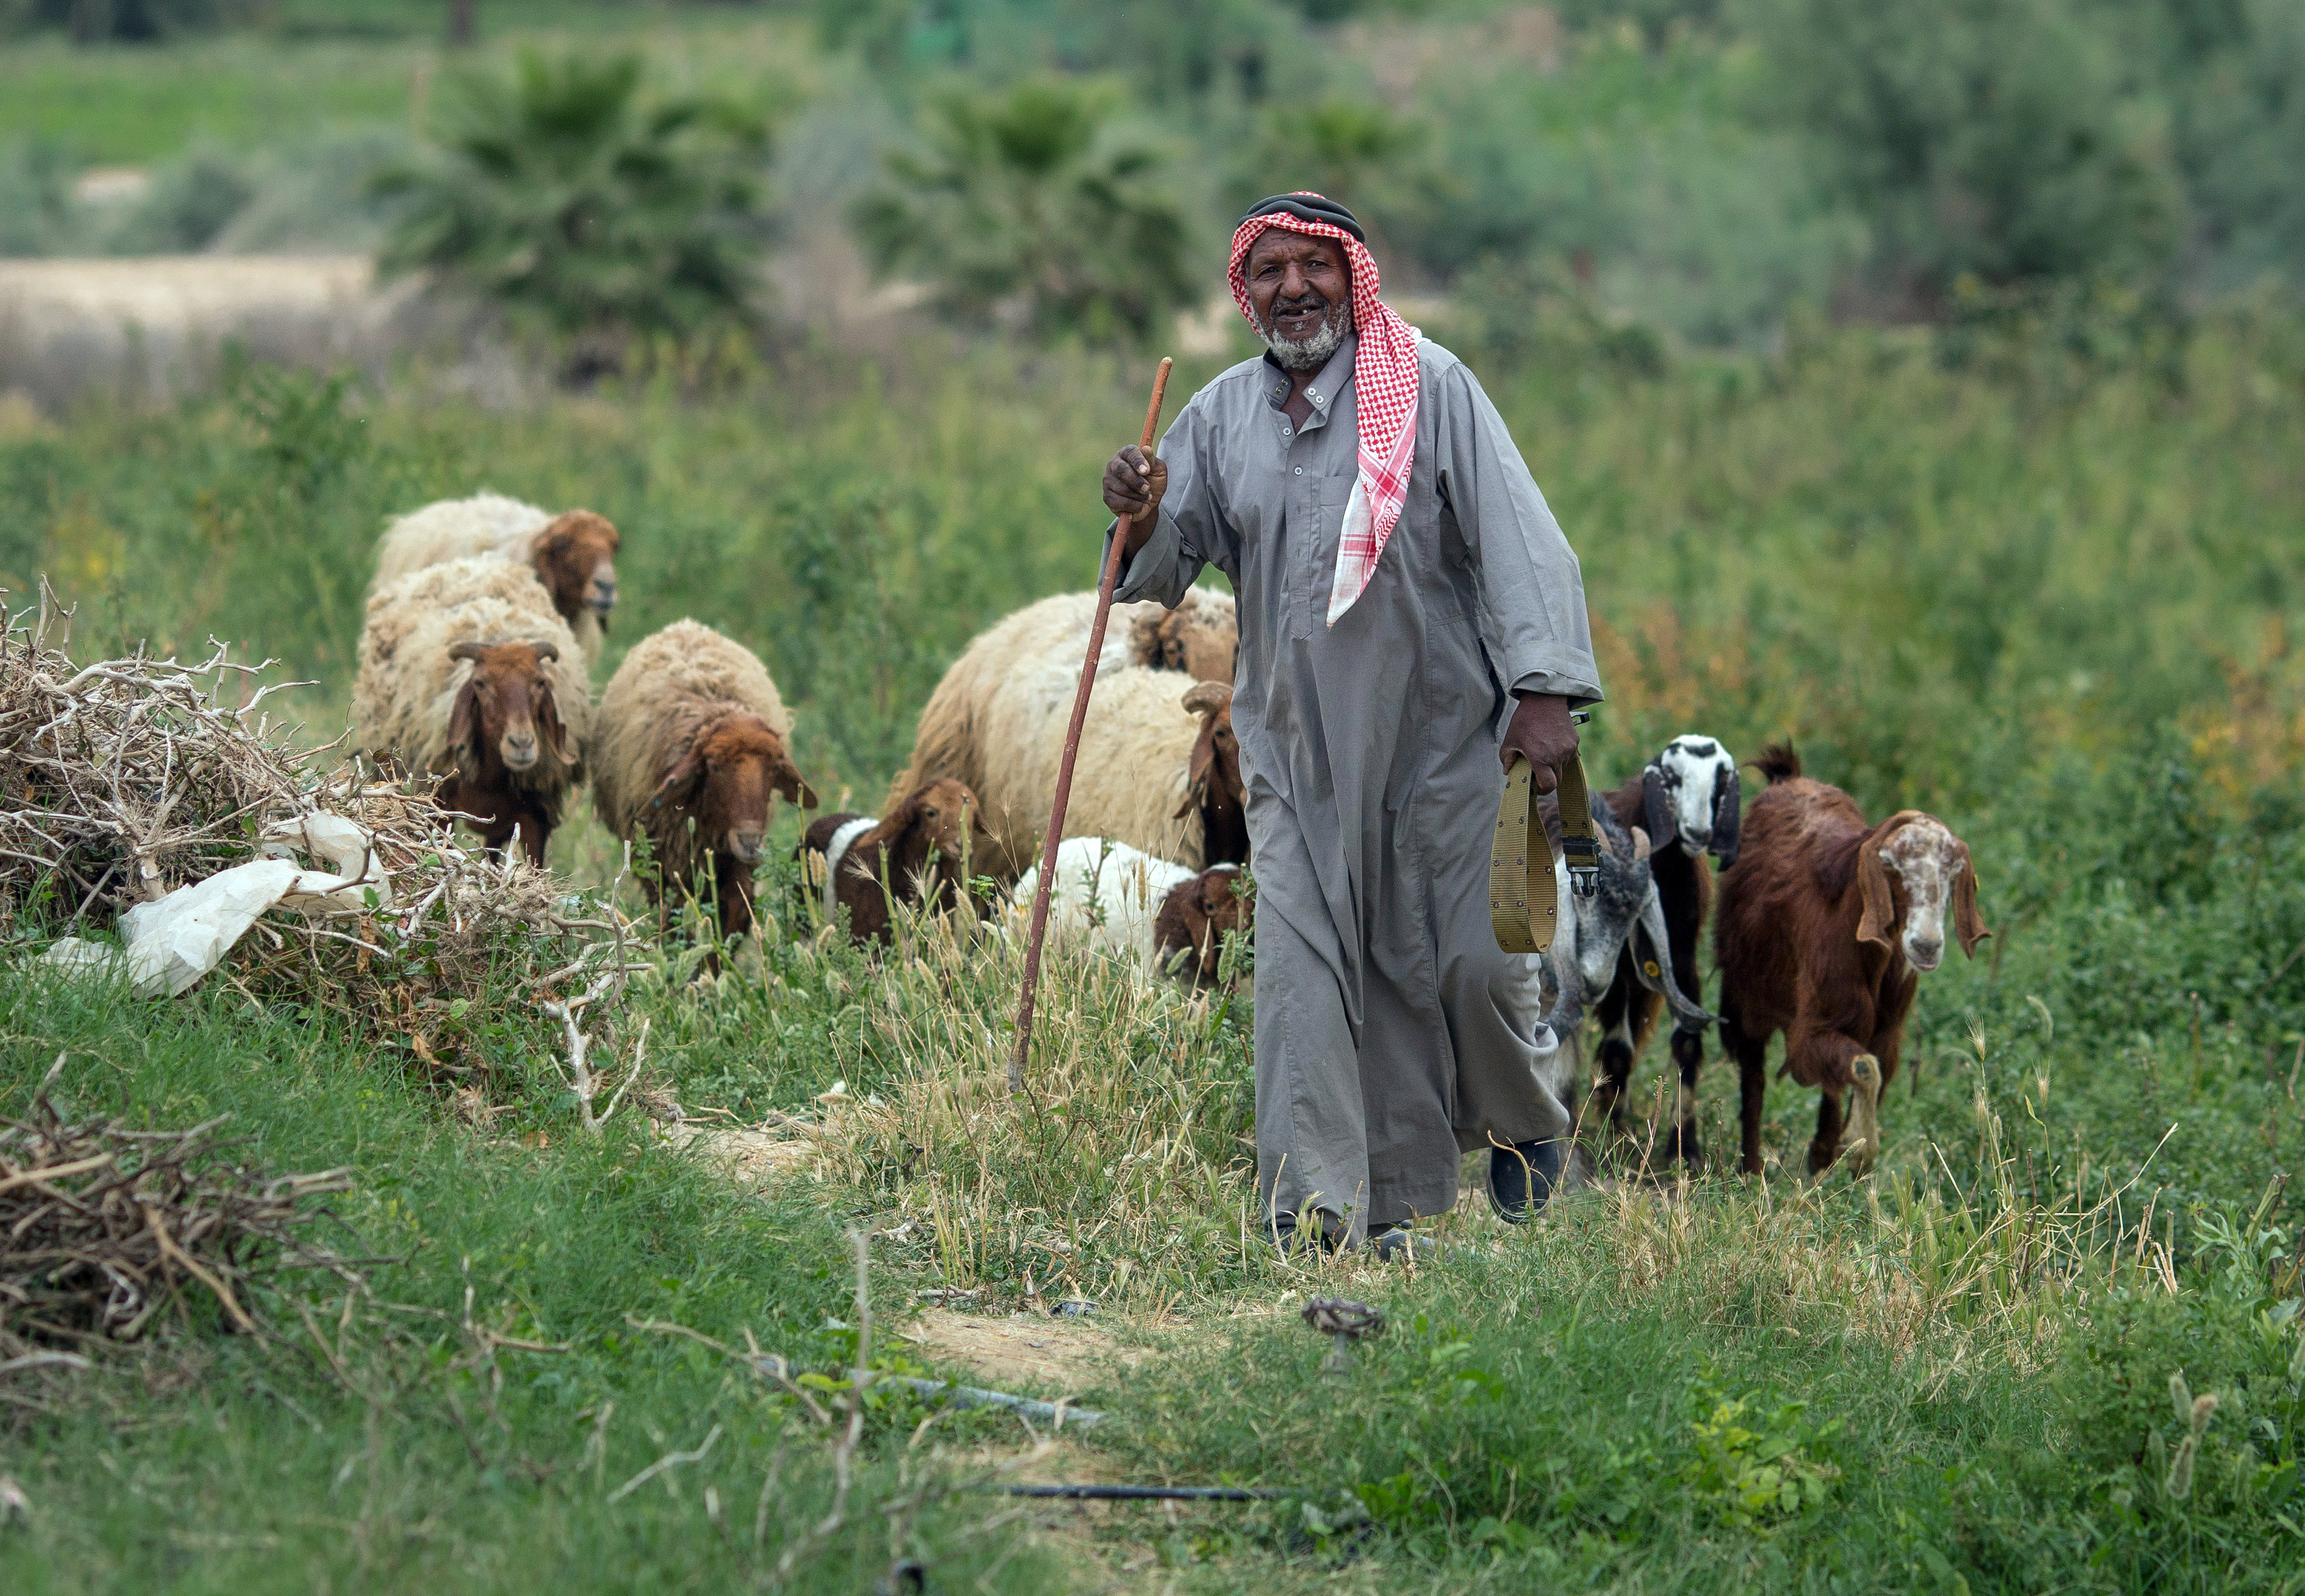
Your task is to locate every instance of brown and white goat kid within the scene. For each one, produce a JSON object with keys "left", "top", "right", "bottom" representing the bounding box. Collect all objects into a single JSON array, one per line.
[
  {"left": 592, "top": 621, "right": 814, "bottom": 941},
  {"left": 801, "top": 778, "right": 998, "bottom": 945},
  {"left": 1711, "top": 743, "right": 1990, "bottom": 1176},
  {"left": 435, "top": 640, "right": 581, "bottom": 865}
]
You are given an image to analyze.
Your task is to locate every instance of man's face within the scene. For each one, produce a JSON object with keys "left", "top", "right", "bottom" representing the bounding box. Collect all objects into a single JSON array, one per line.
[{"left": 1245, "top": 229, "right": 1353, "bottom": 370}]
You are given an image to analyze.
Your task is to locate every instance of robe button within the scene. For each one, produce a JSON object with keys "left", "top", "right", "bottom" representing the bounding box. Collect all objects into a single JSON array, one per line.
[
  {"left": 1281, "top": 426, "right": 1291, "bottom": 437},
  {"left": 1294, "top": 466, "right": 1304, "bottom": 475}
]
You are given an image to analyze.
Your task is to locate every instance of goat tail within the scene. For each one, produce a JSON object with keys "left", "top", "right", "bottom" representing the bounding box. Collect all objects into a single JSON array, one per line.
[{"left": 1754, "top": 741, "right": 1802, "bottom": 784}]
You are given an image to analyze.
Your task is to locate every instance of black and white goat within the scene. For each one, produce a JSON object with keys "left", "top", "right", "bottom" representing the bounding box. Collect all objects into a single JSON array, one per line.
[
  {"left": 1589, "top": 736, "right": 1742, "bottom": 1160},
  {"left": 1535, "top": 794, "right": 1714, "bottom": 1056}
]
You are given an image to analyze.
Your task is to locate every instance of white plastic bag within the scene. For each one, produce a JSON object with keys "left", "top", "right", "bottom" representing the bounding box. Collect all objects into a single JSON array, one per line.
[{"left": 107, "top": 812, "right": 390, "bottom": 998}]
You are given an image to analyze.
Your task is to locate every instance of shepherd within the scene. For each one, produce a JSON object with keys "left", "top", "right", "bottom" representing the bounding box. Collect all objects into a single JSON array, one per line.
[{"left": 1102, "top": 193, "right": 1603, "bottom": 1253}]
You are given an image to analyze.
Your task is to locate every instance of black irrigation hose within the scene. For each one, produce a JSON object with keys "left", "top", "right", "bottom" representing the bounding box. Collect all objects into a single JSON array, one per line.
[{"left": 993, "top": 1484, "right": 1280, "bottom": 1501}]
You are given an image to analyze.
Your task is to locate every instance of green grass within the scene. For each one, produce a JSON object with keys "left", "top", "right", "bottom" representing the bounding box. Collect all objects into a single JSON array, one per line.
[
  {"left": 0, "top": 971, "right": 1069, "bottom": 1595},
  {"left": 0, "top": 14, "right": 817, "bottom": 166},
  {"left": 4, "top": 311, "right": 2305, "bottom": 1589}
]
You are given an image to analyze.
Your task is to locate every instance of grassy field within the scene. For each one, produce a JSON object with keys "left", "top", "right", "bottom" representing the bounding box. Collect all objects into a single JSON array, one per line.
[{"left": 2, "top": 302, "right": 2303, "bottom": 1589}]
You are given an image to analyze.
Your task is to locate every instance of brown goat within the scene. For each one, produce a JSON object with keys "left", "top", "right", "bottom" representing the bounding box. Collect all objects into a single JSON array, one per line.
[
  {"left": 1176, "top": 681, "right": 1248, "bottom": 867},
  {"left": 532, "top": 511, "right": 621, "bottom": 636},
  {"left": 436, "top": 639, "right": 579, "bottom": 866},
  {"left": 639, "top": 711, "right": 814, "bottom": 940},
  {"left": 801, "top": 778, "right": 999, "bottom": 945},
  {"left": 1711, "top": 743, "right": 1990, "bottom": 1176},
  {"left": 1151, "top": 864, "right": 1256, "bottom": 984}
]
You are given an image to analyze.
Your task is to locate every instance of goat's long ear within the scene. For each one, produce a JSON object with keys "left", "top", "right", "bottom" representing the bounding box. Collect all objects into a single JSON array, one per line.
[
  {"left": 648, "top": 743, "right": 704, "bottom": 809},
  {"left": 1952, "top": 842, "right": 1991, "bottom": 958},
  {"left": 537, "top": 685, "right": 579, "bottom": 766},
  {"left": 1641, "top": 766, "right": 1677, "bottom": 854},
  {"left": 1710, "top": 762, "right": 1742, "bottom": 867},
  {"left": 1855, "top": 830, "right": 1897, "bottom": 950},
  {"left": 446, "top": 677, "right": 481, "bottom": 759}
]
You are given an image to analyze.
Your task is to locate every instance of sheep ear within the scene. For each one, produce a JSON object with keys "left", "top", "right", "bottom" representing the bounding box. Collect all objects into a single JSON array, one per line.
[
  {"left": 649, "top": 745, "right": 703, "bottom": 809},
  {"left": 1855, "top": 830, "right": 1896, "bottom": 950},
  {"left": 1175, "top": 717, "right": 1218, "bottom": 820},
  {"left": 1631, "top": 825, "right": 1653, "bottom": 862},
  {"left": 446, "top": 677, "right": 481, "bottom": 757},
  {"left": 1710, "top": 762, "right": 1742, "bottom": 868},
  {"left": 774, "top": 752, "right": 817, "bottom": 811},
  {"left": 1642, "top": 766, "right": 1677, "bottom": 854},
  {"left": 1953, "top": 843, "right": 1991, "bottom": 958},
  {"left": 537, "top": 685, "right": 578, "bottom": 766}
]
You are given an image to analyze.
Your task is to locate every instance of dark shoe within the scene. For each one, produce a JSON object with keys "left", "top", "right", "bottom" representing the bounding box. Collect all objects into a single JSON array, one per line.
[
  {"left": 1366, "top": 1224, "right": 1430, "bottom": 1262},
  {"left": 1488, "top": 1138, "right": 1566, "bottom": 1224},
  {"left": 1267, "top": 1214, "right": 1343, "bottom": 1256}
]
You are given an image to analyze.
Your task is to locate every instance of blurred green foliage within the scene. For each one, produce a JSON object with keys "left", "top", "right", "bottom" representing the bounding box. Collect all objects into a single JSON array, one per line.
[
  {"left": 851, "top": 74, "right": 1195, "bottom": 343},
  {"left": 372, "top": 48, "right": 774, "bottom": 371}
]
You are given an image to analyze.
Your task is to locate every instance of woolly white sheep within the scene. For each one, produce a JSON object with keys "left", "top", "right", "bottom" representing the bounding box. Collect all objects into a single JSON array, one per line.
[
  {"left": 353, "top": 556, "right": 593, "bottom": 864},
  {"left": 1010, "top": 838, "right": 1199, "bottom": 973},
  {"left": 370, "top": 492, "right": 621, "bottom": 663},
  {"left": 895, "top": 589, "right": 1242, "bottom": 879},
  {"left": 592, "top": 620, "right": 814, "bottom": 942}
]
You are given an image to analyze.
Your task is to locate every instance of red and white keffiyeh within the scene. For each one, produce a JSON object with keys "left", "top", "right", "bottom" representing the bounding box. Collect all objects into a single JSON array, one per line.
[{"left": 1227, "top": 195, "right": 1421, "bottom": 625}]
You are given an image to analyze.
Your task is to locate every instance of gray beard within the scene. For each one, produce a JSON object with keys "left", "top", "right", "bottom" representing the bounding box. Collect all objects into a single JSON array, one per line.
[{"left": 1258, "top": 302, "right": 1350, "bottom": 371}]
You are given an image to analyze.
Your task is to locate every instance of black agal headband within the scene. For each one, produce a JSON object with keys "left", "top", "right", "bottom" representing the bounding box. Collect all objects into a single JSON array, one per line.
[{"left": 1238, "top": 193, "right": 1367, "bottom": 245}]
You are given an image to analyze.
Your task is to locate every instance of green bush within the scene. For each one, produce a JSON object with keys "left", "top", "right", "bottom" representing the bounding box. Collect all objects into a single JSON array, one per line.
[
  {"left": 851, "top": 74, "right": 1196, "bottom": 344},
  {"left": 1732, "top": 0, "right": 2184, "bottom": 303},
  {"left": 372, "top": 48, "right": 773, "bottom": 374}
]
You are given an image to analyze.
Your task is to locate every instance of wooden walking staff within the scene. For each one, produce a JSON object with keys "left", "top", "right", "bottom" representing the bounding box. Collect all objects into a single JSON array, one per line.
[{"left": 1009, "top": 356, "right": 1174, "bottom": 1095}]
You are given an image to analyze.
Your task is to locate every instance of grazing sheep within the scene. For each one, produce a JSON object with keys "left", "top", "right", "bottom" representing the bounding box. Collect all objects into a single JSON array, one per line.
[
  {"left": 371, "top": 493, "right": 621, "bottom": 661},
  {"left": 1711, "top": 743, "right": 1990, "bottom": 1177},
  {"left": 1009, "top": 838, "right": 1248, "bottom": 979},
  {"left": 592, "top": 620, "right": 815, "bottom": 942},
  {"left": 1126, "top": 594, "right": 1237, "bottom": 680},
  {"left": 799, "top": 778, "right": 996, "bottom": 945},
  {"left": 1589, "top": 735, "right": 1742, "bottom": 1160},
  {"left": 1150, "top": 862, "right": 1257, "bottom": 985},
  {"left": 353, "top": 556, "right": 591, "bottom": 865},
  {"left": 895, "top": 589, "right": 1240, "bottom": 877}
]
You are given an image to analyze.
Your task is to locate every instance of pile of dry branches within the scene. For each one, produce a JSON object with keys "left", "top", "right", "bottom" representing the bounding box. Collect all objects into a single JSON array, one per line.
[
  {"left": 0, "top": 584, "right": 628, "bottom": 1069},
  {"left": 0, "top": 1066, "right": 357, "bottom": 1362},
  {"left": 0, "top": 583, "right": 310, "bottom": 923}
]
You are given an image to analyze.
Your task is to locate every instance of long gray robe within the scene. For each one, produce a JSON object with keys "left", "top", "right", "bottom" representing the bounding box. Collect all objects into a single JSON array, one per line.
[{"left": 1113, "top": 334, "right": 1604, "bottom": 1239}]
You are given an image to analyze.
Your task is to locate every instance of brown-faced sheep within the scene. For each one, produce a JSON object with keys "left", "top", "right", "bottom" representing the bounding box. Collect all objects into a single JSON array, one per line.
[
  {"left": 1711, "top": 743, "right": 1990, "bottom": 1177},
  {"left": 353, "top": 556, "right": 591, "bottom": 865},
  {"left": 893, "top": 588, "right": 1239, "bottom": 877},
  {"left": 900, "top": 666, "right": 1244, "bottom": 881},
  {"left": 371, "top": 493, "right": 621, "bottom": 662},
  {"left": 1151, "top": 862, "right": 1257, "bottom": 984},
  {"left": 800, "top": 779, "right": 998, "bottom": 945},
  {"left": 592, "top": 620, "right": 815, "bottom": 941}
]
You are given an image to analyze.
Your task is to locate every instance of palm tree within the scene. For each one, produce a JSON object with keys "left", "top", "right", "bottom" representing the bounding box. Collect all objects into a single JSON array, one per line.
[
  {"left": 852, "top": 77, "right": 1195, "bottom": 344},
  {"left": 373, "top": 50, "right": 771, "bottom": 372}
]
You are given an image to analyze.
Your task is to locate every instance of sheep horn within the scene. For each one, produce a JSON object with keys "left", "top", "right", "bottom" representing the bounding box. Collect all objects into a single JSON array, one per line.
[
  {"left": 528, "top": 639, "right": 560, "bottom": 662},
  {"left": 1636, "top": 882, "right": 1716, "bottom": 1030}
]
